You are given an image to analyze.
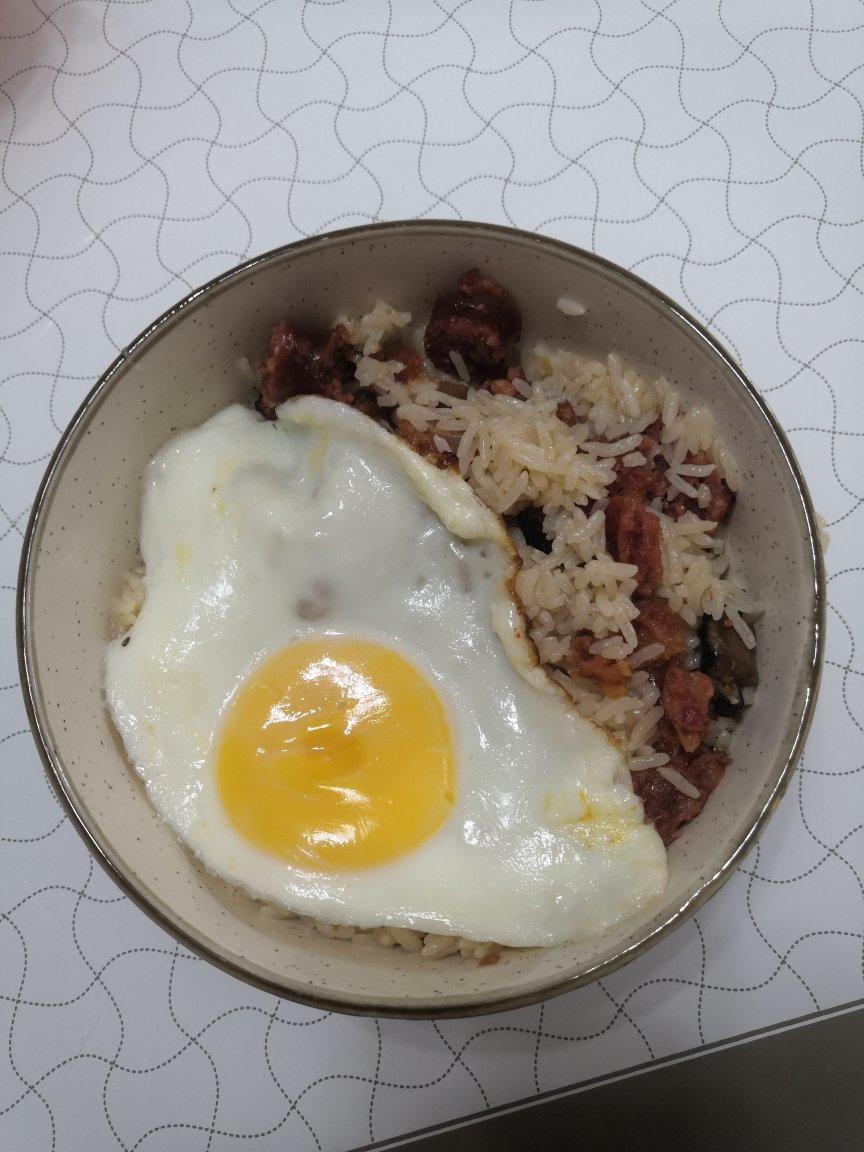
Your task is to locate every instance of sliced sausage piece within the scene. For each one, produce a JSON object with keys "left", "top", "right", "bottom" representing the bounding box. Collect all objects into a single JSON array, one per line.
[
  {"left": 377, "top": 342, "right": 424, "bottom": 384},
  {"left": 632, "top": 741, "right": 729, "bottom": 846},
  {"left": 258, "top": 321, "right": 355, "bottom": 418},
  {"left": 604, "top": 494, "right": 663, "bottom": 595},
  {"left": 662, "top": 661, "right": 714, "bottom": 753},
  {"left": 565, "top": 633, "right": 632, "bottom": 697},
  {"left": 633, "top": 595, "right": 687, "bottom": 666},
  {"left": 424, "top": 269, "right": 522, "bottom": 380},
  {"left": 487, "top": 376, "right": 523, "bottom": 398},
  {"left": 608, "top": 419, "right": 668, "bottom": 502},
  {"left": 392, "top": 419, "right": 458, "bottom": 471},
  {"left": 665, "top": 451, "right": 735, "bottom": 523},
  {"left": 687, "top": 745, "right": 729, "bottom": 794},
  {"left": 350, "top": 387, "right": 380, "bottom": 419},
  {"left": 556, "top": 399, "right": 579, "bottom": 427}
]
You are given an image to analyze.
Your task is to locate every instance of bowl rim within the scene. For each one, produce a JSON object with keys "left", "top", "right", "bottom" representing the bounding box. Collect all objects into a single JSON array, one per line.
[{"left": 17, "top": 219, "right": 826, "bottom": 1019}]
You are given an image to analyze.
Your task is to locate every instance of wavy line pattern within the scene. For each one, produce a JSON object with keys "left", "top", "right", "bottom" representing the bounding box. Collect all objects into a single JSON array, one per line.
[{"left": 1, "top": 1, "right": 862, "bottom": 1148}]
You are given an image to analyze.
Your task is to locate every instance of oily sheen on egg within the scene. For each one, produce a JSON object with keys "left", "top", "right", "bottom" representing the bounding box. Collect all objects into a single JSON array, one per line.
[{"left": 105, "top": 397, "right": 667, "bottom": 948}]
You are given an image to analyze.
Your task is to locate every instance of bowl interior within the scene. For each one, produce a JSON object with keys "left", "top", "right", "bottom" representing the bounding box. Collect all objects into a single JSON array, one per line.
[{"left": 21, "top": 223, "right": 822, "bottom": 1016}]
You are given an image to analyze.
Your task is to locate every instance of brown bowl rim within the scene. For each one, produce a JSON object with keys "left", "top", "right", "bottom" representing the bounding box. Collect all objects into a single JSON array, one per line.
[{"left": 17, "top": 219, "right": 826, "bottom": 1018}]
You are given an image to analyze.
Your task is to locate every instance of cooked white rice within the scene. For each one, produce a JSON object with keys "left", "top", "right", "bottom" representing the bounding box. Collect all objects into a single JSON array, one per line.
[
  {"left": 335, "top": 299, "right": 411, "bottom": 357},
  {"left": 110, "top": 568, "right": 145, "bottom": 635},
  {"left": 557, "top": 296, "right": 587, "bottom": 317},
  {"left": 340, "top": 306, "right": 756, "bottom": 762},
  {"left": 816, "top": 513, "right": 830, "bottom": 553},
  {"left": 258, "top": 904, "right": 500, "bottom": 962}
]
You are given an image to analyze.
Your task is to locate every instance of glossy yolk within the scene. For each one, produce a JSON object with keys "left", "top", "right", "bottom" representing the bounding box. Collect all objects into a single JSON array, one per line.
[{"left": 217, "top": 638, "right": 455, "bottom": 870}]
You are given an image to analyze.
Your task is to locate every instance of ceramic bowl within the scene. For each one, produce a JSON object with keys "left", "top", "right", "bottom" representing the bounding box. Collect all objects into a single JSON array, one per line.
[{"left": 18, "top": 221, "right": 824, "bottom": 1017}]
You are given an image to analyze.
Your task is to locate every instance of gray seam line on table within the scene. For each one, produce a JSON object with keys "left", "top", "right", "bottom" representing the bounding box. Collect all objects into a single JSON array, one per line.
[{"left": 352, "top": 996, "right": 864, "bottom": 1152}]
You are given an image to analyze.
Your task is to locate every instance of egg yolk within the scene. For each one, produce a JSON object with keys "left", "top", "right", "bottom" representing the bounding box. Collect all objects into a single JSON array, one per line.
[{"left": 217, "top": 638, "right": 455, "bottom": 870}]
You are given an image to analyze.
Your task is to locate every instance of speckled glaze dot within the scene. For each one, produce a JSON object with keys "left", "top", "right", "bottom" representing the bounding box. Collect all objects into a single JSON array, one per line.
[{"left": 18, "top": 222, "right": 824, "bottom": 1018}]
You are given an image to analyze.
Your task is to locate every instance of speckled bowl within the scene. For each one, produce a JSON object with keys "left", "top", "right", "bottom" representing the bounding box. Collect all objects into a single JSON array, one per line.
[{"left": 18, "top": 222, "right": 824, "bottom": 1017}]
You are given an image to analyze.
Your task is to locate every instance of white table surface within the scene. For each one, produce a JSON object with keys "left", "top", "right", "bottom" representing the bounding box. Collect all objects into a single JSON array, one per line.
[{"left": 1, "top": 2, "right": 862, "bottom": 1148}]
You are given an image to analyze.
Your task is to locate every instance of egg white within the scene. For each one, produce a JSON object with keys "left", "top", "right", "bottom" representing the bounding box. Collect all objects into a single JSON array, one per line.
[{"left": 105, "top": 396, "right": 667, "bottom": 947}]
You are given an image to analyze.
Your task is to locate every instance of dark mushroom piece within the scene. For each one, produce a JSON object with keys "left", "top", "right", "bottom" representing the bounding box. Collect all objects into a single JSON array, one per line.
[
  {"left": 699, "top": 615, "right": 758, "bottom": 717},
  {"left": 511, "top": 506, "right": 552, "bottom": 554}
]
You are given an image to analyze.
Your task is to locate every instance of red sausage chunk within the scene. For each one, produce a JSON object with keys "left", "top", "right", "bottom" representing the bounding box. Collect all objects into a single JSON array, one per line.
[
  {"left": 604, "top": 494, "right": 664, "bottom": 595},
  {"left": 424, "top": 269, "right": 522, "bottom": 380}
]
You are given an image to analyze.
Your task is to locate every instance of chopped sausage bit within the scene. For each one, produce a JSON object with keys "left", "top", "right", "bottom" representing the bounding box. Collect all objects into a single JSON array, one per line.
[
  {"left": 424, "top": 269, "right": 522, "bottom": 380},
  {"left": 633, "top": 595, "right": 687, "bottom": 666},
  {"left": 486, "top": 376, "right": 523, "bottom": 398},
  {"left": 632, "top": 726, "right": 729, "bottom": 846},
  {"left": 377, "top": 341, "right": 424, "bottom": 384},
  {"left": 661, "top": 661, "right": 714, "bottom": 753},
  {"left": 392, "top": 419, "right": 458, "bottom": 471},
  {"left": 687, "top": 745, "right": 730, "bottom": 794},
  {"left": 556, "top": 399, "right": 578, "bottom": 426},
  {"left": 604, "top": 494, "right": 663, "bottom": 595},
  {"left": 565, "top": 633, "right": 632, "bottom": 697},
  {"left": 350, "top": 387, "right": 380, "bottom": 419},
  {"left": 665, "top": 451, "right": 735, "bottom": 523},
  {"left": 608, "top": 418, "right": 668, "bottom": 502},
  {"left": 257, "top": 321, "right": 356, "bottom": 418}
]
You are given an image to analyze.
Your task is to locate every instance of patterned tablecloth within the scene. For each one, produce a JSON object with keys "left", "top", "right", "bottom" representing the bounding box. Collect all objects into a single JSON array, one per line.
[{"left": 1, "top": 2, "right": 862, "bottom": 1148}]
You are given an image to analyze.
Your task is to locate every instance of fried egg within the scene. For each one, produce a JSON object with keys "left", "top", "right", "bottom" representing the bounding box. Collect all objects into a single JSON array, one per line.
[{"left": 105, "top": 397, "right": 666, "bottom": 947}]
